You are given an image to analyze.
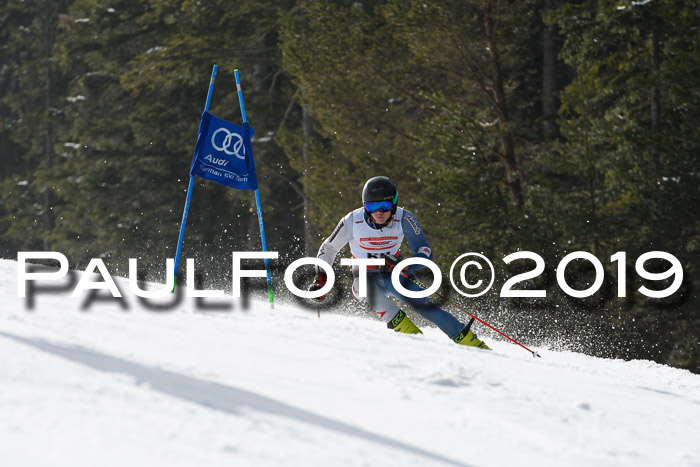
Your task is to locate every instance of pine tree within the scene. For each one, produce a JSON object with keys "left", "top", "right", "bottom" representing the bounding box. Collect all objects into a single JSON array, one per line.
[
  {"left": 553, "top": 0, "right": 700, "bottom": 370},
  {"left": 280, "top": 0, "right": 545, "bottom": 261},
  {"left": 0, "top": 0, "right": 73, "bottom": 255}
]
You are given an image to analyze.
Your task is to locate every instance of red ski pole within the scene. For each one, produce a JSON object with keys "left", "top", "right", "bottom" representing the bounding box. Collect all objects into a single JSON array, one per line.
[{"left": 401, "top": 272, "right": 541, "bottom": 358}]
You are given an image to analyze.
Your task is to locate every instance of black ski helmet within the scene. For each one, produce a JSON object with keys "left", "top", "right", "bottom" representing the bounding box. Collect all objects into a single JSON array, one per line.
[{"left": 362, "top": 176, "right": 398, "bottom": 215}]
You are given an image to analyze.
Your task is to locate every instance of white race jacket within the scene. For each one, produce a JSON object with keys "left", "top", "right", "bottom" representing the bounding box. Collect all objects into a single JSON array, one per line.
[{"left": 316, "top": 207, "right": 433, "bottom": 273}]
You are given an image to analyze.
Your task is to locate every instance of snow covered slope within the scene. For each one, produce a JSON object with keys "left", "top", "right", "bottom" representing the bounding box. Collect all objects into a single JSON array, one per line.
[{"left": 1, "top": 258, "right": 699, "bottom": 466}]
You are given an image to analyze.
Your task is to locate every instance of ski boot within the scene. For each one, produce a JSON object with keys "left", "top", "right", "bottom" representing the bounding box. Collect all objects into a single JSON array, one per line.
[
  {"left": 387, "top": 310, "right": 423, "bottom": 334},
  {"left": 454, "top": 318, "right": 490, "bottom": 350}
]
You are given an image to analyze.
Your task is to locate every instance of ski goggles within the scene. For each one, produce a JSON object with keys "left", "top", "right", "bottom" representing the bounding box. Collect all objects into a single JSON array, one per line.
[{"left": 364, "top": 200, "right": 394, "bottom": 213}]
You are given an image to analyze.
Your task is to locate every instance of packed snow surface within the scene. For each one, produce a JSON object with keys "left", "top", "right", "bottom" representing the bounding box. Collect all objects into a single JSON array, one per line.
[{"left": 1, "top": 259, "right": 699, "bottom": 466}]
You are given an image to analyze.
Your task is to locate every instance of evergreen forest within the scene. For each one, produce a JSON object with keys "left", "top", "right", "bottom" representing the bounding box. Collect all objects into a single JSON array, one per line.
[{"left": 1, "top": 0, "right": 699, "bottom": 372}]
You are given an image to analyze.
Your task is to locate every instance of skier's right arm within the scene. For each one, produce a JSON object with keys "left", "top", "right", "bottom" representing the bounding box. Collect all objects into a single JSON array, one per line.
[
  {"left": 309, "top": 213, "right": 353, "bottom": 302},
  {"left": 315, "top": 212, "right": 354, "bottom": 273}
]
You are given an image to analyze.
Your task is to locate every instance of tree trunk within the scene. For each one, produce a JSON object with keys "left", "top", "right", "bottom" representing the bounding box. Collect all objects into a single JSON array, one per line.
[
  {"left": 650, "top": 26, "right": 661, "bottom": 169},
  {"left": 484, "top": 7, "right": 524, "bottom": 208},
  {"left": 542, "top": 0, "right": 558, "bottom": 139},
  {"left": 43, "top": 0, "right": 54, "bottom": 250},
  {"left": 302, "top": 88, "right": 322, "bottom": 255}
]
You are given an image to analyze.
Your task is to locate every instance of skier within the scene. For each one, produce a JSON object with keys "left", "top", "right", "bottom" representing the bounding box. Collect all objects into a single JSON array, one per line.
[{"left": 308, "top": 176, "right": 490, "bottom": 349}]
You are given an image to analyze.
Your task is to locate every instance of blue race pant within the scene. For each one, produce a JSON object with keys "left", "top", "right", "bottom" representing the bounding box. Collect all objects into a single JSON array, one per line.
[{"left": 352, "top": 270, "right": 465, "bottom": 339}]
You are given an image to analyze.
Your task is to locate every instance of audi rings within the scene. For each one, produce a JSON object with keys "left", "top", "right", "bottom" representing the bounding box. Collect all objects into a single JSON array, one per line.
[{"left": 211, "top": 128, "right": 245, "bottom": 160}]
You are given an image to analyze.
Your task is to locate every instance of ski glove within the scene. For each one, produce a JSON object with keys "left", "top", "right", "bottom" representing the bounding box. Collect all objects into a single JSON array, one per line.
[
  {"left": 382, "top": 255, "right": 408, "bottom": 274},
  {"left": 308, "top": 272, "right": 328, "bottom": 302}
]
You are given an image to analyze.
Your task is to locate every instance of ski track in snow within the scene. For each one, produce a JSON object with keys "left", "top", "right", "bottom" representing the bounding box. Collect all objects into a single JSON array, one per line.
[{"left": 1, "top": 259, "right": 699, "bottom": 466}]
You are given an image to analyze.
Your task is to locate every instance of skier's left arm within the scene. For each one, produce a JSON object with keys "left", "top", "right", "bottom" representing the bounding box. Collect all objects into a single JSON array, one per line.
[{"left": 401, "top": 210, "right": 433, "bottom": 271}]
